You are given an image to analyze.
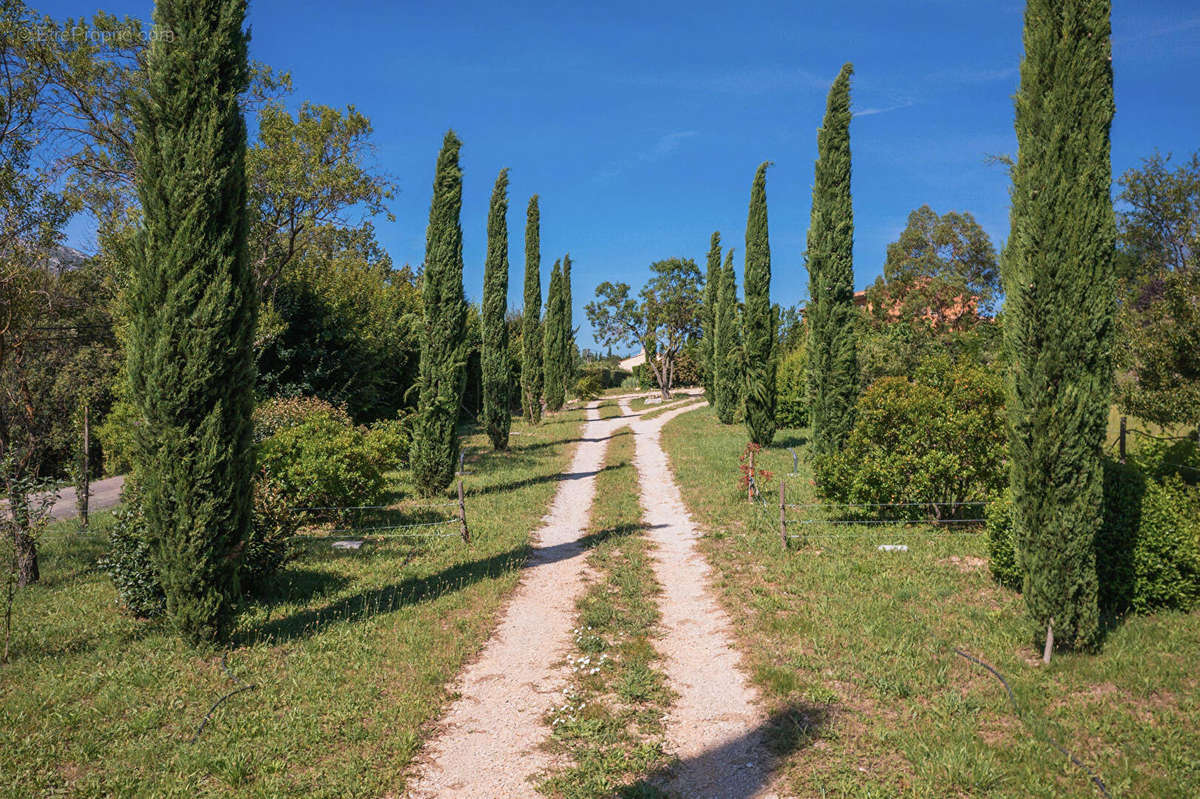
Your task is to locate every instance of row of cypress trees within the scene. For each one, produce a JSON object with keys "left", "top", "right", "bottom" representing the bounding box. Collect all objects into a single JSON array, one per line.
[{"left": 704, "top": 66, "right": 860, "bottom": 454}]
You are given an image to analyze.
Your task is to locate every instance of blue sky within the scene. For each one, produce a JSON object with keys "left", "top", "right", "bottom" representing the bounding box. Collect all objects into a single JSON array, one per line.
[{"left": 49, "top": 0, "right": 1200, "bottom": 353}]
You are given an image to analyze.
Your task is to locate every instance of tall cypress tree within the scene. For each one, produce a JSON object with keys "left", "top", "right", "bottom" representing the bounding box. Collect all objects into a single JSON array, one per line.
[
  {"left": 1005, "top": 0, "right": 1114, "bottom": 650},
  {"left": 411, "top": 131, "right": 468, "bottom": 495},
  {"left": 561, "top": 253, "right": 574, "bottom": 395},
  {"left": 129, "top": 0, "right": 255, "bottom": 645},
  {"left": 481, "top": 169, "right": 511, "bottom": 450},
  {"left": 743, "top": 162, "right": 777, "bottom": 446},
  {"left": 806, "top": 63, "right": 858, "bottom": 457},
  {"left": 702, "top": 231, "right": 722, "bottom": 402},
  {"left": 713, "top": 248, "right": 741, "bottom": 424},
  {"left": 521, "top": 196, "right": 544, "bottom": 423},
  {"left": 543, "top": 259, "right": 566, "bottom": 411}
]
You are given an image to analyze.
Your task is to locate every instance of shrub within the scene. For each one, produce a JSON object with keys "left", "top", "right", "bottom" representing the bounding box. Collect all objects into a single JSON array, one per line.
[
  {"left": 252, "top": 395, "right": 352, "bottom": 443},
  {"left": 100, "top": 489, "right": 165, "bottom": 618},
  {"left": 103, "top": 476, "right": 302, "bottom": 615},
  {"left": 1128, "top": 477, "right": 1200, "bottom": 612},
  {"left": 776, "top": 347, "right": 808, "bottom": 428},
  {"left": 985, "top": 489, "right": 1021, "bottom": 590},
  {"left": 1129, "top": 435, "right": 1200, "bottom": 486},
  {"left": 990, "top": 459, "right": 1200, "bottom": 613},
  {"left": 258, "top": 414, "right": 387, "bottom": 509},
  {"left": 364, "top": 415, "right": 413, "bottom": 472},
  {"left": 573, "top": 374, "right": 604, "bottom": 402},
  {"left": 620, "top": 374, "right": 640, "bottom": 390},
  {"left": 241, "top": 474, "right": 301, "bottom": 594},
  {"left": 814, "top": 364, "right": 1006, "bottom": 517}
]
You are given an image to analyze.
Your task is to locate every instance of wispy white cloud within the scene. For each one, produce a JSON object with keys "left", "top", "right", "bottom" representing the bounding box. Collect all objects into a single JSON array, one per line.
[
  {"left": 926, "top": 66, "right": 1018, "bottom": 85},
  {"left": 592, "top": 130, "right": 700, "bottom": 183},
  {"left": 854, "top": 100, "right": 915, "bottom": 118},
  {"left": 647, "top": 130, "right": 698, "bottom": 160},
  {"left": 622, "top": 65, "right": 830, "bottom": 95},
  {"left": 1116, "top": 16, "right": 1200, "bottom": 44}
]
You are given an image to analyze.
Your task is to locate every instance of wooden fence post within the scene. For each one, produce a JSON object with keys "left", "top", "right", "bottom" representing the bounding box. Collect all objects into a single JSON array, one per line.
[
  {"left": 779, "top": 480, "right": 787, "bottom": 550},
  {"left": 458, "top": 478, "right": 470, "bottom": 544},
  {"left": 1119, "top": 416, "right": 1127, "bottom": 463}
]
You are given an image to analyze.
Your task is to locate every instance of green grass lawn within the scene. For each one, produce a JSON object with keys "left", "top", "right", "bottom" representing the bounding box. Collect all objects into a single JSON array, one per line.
[
  {"left": 539, "top": 419, "right": 672, "bottom": 798},
  {"left": 0, "top": 408, "right": 588, "bottom": 799},
  {"left": 661, "top": 406, "right": 1199, "bottom": 799}
]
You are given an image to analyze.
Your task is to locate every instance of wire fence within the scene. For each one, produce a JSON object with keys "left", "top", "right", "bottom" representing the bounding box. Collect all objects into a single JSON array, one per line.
[{"left": 289, "top": 478, "right": 472, "bottom": 544}]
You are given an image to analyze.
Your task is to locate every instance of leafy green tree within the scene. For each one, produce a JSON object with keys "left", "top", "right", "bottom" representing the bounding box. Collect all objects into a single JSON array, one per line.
[
  {"left": 543, "top": 260, "right": 566, "bottom": 411},
  {"left": 521, "top": 196, "right": 544, "bottom": 422},
  {"left": 410, "top": 131, "right": 468, "bottom": 495},
  {"left": 701, "top": 231, "right": 722, "bottom": 402},
  {"left": 256, "top": 226, "right": 420, "bottom": 422},
  {"left": 1114, "top": 152, "right": 1200, "bottom": 428},
  {"left": 586, "top": 258, "right": 703, "bottom": 400},
  {"left": 743, "top": 162, "right": 776, "bottom": 446},
  {"left": 806, "top": 63, "right": 857, "bottom": 456},
  {"left": 713, "top": 249, "right": 742, "bottom": 424},
  {"left": 482, "top": 169, "right": 512, "bottom": 449},
  {"left": 1004, "top": 0, "right": 1115, "bottom": 651},
  {"left": 867, "top": 204, "right": 999, "bottom": 319},
  {"left": 128, "top": 0, "right": 257, "bottom": 645}
]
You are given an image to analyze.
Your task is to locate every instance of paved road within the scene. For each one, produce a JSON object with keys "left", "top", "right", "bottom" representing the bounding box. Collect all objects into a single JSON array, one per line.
[{"left": 43, "top": 475, "right": 126, "bottom": 520}]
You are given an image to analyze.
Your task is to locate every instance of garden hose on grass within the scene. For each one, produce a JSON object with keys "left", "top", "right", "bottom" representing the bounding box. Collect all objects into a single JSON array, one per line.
[
  {"left": 191, "top": 651, "right": 257, "bottom": 743},
  {"left": 954, "top": 648, "right": 1112, "bottom": 799}
]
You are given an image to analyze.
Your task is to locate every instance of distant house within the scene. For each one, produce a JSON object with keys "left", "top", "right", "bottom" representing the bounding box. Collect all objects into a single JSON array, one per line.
[
  {"left": 803, "top": 281, "right": 979, "bottom": 328},
  {"left": 618, "top": 350, "right": 646, "bottom": 372}
]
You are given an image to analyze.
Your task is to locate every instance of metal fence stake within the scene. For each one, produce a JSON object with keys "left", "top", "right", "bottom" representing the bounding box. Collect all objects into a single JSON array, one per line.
[
  {"left": 458, "top": 478, "right": 470, "bottom": 544},
  {"left": 779, "top": 480, "right": 787, "bottom": 550}
]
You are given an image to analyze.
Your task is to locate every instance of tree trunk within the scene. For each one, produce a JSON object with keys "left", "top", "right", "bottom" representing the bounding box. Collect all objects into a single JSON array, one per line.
[{"left": 14, "top": 531, "right": 38, "bottom": 587}]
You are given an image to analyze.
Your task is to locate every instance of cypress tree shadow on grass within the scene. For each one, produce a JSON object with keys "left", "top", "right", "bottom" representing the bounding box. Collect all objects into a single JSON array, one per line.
[
  {"left": 620, "top": 704, "right": 830, "bottom": 799},
  {"left": 244, "top": 519, "right": 650, "bottom": 645}
]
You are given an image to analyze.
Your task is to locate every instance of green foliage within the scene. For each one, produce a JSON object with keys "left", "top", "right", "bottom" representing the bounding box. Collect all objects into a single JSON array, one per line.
[
  {"left": 806, "top": 63, "right": 858, "bottom": 456},
  {"left": 586, "top": 258, "right": 703, "bottom": 399},
  {"left": 241, "top": 473, "right": 300, "bottom": 595},
  {"left": 873, "top": 204, "right": 1000, "bottom": 316},
  {"left": 986, "top": 489, "right": 1021, "bottom": 591},
  {"left": 252, "top": 395, "right": 351, "bottom": 440},
  {"left": 255, "top": 228, "right": 420, "bottom": 423},
  {"left": 410, "top": 131, "right": 468, "bottom": 495},
  {"left": 1004, "top": 0, "right": 1115, "bottom": 649},
  {"left": 993, "top": 461, "right": 1200, "bottom": 614},
  {"left": 103, "top": 473, "right": 301, "bottom": 617},
  {"left": 713, "top": 249, "right": 742, "bottom": 425},
  {"left": 573, "top": 374, "right": 604, "bottom": 402},
  {"left": 776, "top": 346, "right": 809, "bottom": 429},
  {"left": 562, "top": 253, "right": 575, "bottom": 394},
  {"left": 128, "top": 0, "right": 257, "bottom": 646},
  {"left": 100, "top": 495, "right": 165, "bottom": 619},
  {"left": 1115, "top": 267, "right": 1200, "bottom": 429},
  {"left": 1126, "top": 477, "right": 1200, "bottom": 612},
  {"left": 521, "top": 196, "right": 544, "bottom": 423},
  {"left": 257, "top": 408, "right": 392, "bottom": 510},
  {"left": 482, "top": 169, "right": 512, "bottom": 449},
  {"left": 857, "top": 313, "right": 1005, "bottom": 390},
  {"left": 743, "top": 162, "right": 776, "bottom": 445},
  {"left": 1128, "top": 435, "right": 1200, "bottom": 485},
  {"left": 543, "top": 259, "right": 567, "bottom": 411},
  {"left": 701, "top": 231, "right": 722, "bottom": 401},
  {"left": 814, "top": 365, "right": 1007, "bottom": 516}
]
